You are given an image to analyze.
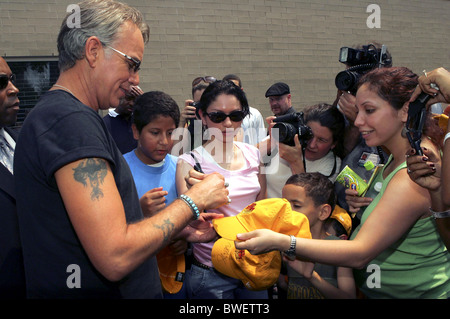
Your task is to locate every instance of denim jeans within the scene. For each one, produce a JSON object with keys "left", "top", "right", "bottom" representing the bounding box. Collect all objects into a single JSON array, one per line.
[{"left": 186, "top": 264, "right": 269, "bottom": 299}]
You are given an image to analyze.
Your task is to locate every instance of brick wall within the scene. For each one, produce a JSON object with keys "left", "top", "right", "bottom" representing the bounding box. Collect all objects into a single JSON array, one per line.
[{"left": 1, "top": 0, "right": 449, "bottom": 119}]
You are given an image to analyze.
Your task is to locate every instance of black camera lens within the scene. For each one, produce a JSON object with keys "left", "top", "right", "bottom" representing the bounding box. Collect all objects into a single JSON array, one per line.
[
  {"left": 272, "top": 112, "right": 313, "bottom": 147},
  {"left": 335, "top": 70, "right": 360, "bottom": 92},
  {"left": 273, "top": 122, "right": 297, "bottom": 146}
]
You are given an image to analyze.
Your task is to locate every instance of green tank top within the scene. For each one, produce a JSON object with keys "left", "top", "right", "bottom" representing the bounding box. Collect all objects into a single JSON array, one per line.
[{"left": 351, "top": 155, "right": 450, "bottom": 299}]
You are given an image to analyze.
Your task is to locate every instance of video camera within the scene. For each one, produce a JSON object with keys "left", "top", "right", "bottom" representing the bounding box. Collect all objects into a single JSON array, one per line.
[
  {"left": 272, "top": 112, "right": 313, "bottom": 147},
  {"left": 335, "top": 44, "right": 391, "bottom": 94}
]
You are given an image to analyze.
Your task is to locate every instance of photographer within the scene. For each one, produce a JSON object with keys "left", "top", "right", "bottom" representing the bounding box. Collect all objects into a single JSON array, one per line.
[
  {"left": 174, "top": 77, "right": 216, "bottom": 155},
  {"left": 265, "top": 82, "right": 295, "bottom": 117},
  {"left": 333, "top": 43, "right": 392, "bottom": 217},
  {"left": 265, "top": 103, "right": 345, "bottom": 198}
]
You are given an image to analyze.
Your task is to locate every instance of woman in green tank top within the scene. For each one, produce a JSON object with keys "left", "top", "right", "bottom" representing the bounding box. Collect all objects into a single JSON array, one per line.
[{"left": 235, "top": 67, "right": 450, "bottom": 299}]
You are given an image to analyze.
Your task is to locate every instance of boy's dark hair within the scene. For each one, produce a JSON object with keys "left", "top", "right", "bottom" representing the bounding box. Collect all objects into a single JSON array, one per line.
[
  {"left": 285, "top": 172, "right": 336, "bottom": 210},
  {"left": 133, "top": 91, "right": 180, "bottom": 132}
]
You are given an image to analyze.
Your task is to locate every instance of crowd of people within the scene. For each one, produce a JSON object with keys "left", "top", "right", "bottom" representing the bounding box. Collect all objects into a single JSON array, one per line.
[{"left": 0, "top": 0, "right": 449, "bottom": 299}]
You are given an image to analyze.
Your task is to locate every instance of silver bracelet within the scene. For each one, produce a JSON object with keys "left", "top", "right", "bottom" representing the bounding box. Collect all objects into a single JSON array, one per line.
[
  {"left": 284, "top": 235, "right": 296, "bottom": 258},
  {"left": 444, "top": 132, "right": 450, "bottom": 145},
  {"left": 430, "top": 207, "right": 450, "bottom": 219}
]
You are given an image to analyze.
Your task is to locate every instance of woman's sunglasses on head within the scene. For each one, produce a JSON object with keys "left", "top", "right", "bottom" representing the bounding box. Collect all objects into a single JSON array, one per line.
[
  {"left": 192, "top": 76, "right": 216, "bottom": 87},
  {"left": 0, "top": 74, "right": 16, "bottom": 90},
  {"left": 205, "top": 110, "right": 246, "bottom": 123}
]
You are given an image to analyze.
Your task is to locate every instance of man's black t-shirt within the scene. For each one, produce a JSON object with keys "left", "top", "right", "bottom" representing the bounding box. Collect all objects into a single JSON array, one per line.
[
  {"left": 103, "top": 113, "right": 137, "bottom": 154},
  {"left": 14, "top": 90, "right": 162, "bottom": 298}
]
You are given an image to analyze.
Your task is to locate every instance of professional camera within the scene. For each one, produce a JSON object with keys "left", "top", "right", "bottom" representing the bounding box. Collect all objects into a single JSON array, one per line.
[
  {"left": 272, "top": 112, "right": 313, "bottom": 147},
  {"left": 405, "top": 92, "right": 433, "bottom": 156},
  {"left": 189, "top": 101, "right": 201, "bottom": 110},
  {"left": 335, "top": 44, "right": 391, "bottom": 94},
  {"left": 187, "top": 101, "right": 201, "bottom": 132}
]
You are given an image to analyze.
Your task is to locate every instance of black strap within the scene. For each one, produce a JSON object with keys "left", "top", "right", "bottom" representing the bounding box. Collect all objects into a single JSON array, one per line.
[{"left": 190, "top": 152, "right": 203, "bottom": 173}]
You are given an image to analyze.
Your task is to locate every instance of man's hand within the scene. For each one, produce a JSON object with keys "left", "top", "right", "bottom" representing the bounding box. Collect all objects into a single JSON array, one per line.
[
  {"left": 185, "top": 171, "right": 229, "bottom": 211},
  {"left": 337, "top": 91, "right": 358, "bottom": 123}
]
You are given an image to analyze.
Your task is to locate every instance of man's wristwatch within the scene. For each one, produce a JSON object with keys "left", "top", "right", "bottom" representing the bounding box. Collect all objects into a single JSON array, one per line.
[{"left": 284, "top": 235, "right": 296, "bottom": 258}]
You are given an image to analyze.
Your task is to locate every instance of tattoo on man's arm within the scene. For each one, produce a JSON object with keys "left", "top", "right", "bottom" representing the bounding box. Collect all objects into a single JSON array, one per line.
[
  {"left": 154, "top": 219, "right": 175, "bottom": 243},
  {"left": 73, "top": 158, "right": 108, "bottom": 201}
]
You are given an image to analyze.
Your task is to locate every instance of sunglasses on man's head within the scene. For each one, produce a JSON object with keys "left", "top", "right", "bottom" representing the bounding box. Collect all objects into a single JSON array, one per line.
[
  {"left": 0, "top": 74, "right": 16, "bottom": 90},
  {"left": 192, "top": 76, "right": 216, "bottom": 87},
  {"left": 205, "top": 110, "right": 246, "bottom": 123}
]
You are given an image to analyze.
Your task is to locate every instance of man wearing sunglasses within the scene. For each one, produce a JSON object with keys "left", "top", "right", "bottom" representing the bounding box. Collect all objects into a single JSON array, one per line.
[
  {"left": 14, "top": 0, "right": 228, "bottom": 299},
  {"left": 0, "top": 57, "right": 25, "bottom": 298}
]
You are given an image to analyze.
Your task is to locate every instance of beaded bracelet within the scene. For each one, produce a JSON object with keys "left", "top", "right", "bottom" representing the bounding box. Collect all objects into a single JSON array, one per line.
[{"left": 179, "top": 194, "right": 200, "bottom": 220}]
